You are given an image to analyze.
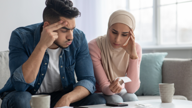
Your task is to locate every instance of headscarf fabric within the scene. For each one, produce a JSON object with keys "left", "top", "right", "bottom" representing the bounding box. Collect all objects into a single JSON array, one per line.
[{"left": 96, "top": 10, "right": 136, "bottom": 82}]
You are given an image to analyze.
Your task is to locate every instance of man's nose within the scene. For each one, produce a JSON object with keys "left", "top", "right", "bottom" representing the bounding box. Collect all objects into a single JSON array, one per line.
[{"left": 67, "top": 30, "right": 73, "bottom": 41}]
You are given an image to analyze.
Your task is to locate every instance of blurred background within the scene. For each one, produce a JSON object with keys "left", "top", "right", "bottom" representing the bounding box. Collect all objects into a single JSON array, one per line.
[{"left": 0, "top": 0, "right": 192, "bottom": 58}]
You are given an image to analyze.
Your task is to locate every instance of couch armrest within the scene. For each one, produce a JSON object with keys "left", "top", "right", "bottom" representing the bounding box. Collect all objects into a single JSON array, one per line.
[{"left": 162, "top": 58, "right": 192, "bottom": 100}]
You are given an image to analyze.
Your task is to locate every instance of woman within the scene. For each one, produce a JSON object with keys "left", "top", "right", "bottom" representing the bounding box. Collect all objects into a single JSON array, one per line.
[{"left": 88, "top": 10, "right": 142, "bottom": 103}]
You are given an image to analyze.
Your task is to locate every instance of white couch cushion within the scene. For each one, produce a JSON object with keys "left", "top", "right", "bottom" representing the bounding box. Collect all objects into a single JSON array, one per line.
[{"left": 0, "top": 51, "right": 10, "bottom": 107}]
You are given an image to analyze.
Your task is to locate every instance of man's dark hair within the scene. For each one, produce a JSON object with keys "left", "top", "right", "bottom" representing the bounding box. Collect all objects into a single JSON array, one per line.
[{"left": 43, "top": 0, "right": 80, "bottom": 23}]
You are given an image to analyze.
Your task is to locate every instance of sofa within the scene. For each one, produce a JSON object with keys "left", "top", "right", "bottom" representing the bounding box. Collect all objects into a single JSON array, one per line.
[{"left": 0, "top": 51, "right": 192, "bottom": 107}]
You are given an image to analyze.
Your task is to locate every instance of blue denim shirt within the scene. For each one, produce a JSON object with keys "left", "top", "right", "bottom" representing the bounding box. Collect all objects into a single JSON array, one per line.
[{"left": 0, "top": 23, "right": 96, "bottom": 98}]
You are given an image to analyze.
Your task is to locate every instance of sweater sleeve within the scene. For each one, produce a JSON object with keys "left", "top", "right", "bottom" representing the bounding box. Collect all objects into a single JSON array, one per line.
[
  {"left": 88, "top": 39, "right": 115, "bottom": 95},
  {"left": 125, "top": 43, "right": 142, "bottom": 93}
]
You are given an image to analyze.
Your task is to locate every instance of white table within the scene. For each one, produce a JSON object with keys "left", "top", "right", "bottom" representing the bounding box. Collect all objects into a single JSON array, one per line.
[{"left": 84, "top": 99, "right": 192, "bottom": 108}]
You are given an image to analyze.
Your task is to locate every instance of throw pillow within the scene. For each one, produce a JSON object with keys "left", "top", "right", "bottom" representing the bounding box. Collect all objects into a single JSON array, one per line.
[{"left": 136, "top": 52, "right": 168, "bottom": 96}]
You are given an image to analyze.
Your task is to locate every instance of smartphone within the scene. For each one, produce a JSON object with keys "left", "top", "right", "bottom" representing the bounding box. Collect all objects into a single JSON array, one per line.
[{"left": 106, "top": 102, "right": 128, "bottom": 107}]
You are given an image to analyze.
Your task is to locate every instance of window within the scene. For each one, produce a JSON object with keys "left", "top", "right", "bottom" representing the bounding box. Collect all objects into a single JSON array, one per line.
[{"left": 128, "top": 0, "right": 192, "bottom": 46}]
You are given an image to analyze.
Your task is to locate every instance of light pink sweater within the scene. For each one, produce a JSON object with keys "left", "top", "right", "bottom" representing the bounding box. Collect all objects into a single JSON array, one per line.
[{"left": 88, "top": 39, "right": 142, "bottom": 95}]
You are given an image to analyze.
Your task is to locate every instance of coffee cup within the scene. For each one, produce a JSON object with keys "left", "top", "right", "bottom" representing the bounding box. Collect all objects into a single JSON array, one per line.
[
  {"left": 30, "top": 95, "right": 50, "bottom": 108},
  {"left": 159, "top": 83, "right": 175, "bottom": 103}
]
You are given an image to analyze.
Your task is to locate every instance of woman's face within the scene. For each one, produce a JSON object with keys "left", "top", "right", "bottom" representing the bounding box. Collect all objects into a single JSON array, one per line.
[{"left": 108, "top": 23, "right": 131, "bottom": 49}]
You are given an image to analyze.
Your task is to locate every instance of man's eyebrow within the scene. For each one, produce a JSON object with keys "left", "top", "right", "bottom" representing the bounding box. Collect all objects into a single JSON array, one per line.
[{"left": 62, "top": 27, "right": 76, "bottom": 30}]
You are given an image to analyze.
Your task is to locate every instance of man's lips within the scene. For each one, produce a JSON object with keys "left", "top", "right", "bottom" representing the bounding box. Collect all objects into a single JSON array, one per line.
[{"left": 66, "top": 41, "right": 72, "bottom": 45}]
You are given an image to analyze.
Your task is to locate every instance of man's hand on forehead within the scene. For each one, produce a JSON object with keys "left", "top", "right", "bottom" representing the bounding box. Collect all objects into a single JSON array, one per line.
[
  {"left": 47, "top": 20, "right": 68, "bottom": 31},
  {"left": 39, "top": 20, "right": 68, "bottom": 49}
]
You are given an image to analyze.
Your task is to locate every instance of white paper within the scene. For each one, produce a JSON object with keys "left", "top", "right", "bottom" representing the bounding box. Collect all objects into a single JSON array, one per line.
[
  {"left": 116, "top": 76, "right": 131, "bottom": 83},
  {"left": 54, "top": 106, "right": 73, "bottom": 108}
]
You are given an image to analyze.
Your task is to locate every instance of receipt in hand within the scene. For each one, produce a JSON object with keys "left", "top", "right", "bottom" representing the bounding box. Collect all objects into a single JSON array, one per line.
[{"left": 115, "top": 76, "right": 131, "bottom": 84}]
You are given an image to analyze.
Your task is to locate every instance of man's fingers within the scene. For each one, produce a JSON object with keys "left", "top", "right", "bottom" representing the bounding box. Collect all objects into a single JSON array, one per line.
[{"left": 47, "top": 21, "right": 68, "bottom": 31}]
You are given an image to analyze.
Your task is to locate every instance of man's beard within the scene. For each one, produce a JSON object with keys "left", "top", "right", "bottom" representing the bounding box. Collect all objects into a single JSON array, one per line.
[
  {"left": 54, "top": 41, "right": 67, "bottom": 49},
  {"left": 54, "top": 39, "right": 72, "bottom": 49}
]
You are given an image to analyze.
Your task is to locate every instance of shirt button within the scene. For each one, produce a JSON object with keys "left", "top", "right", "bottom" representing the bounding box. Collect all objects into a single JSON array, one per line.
[
  {"left": 34, "top": 89, "right": 36, "bottom": 91},
  {"left": 61, "top": 66, "right": 63, "bottom": 68},
  {"left": 42, "top": 74, "right": 44, "bottom": 76},
  {"left": 62, "top": 77, "right": 64, "bottom": 79},
  {"left": 60, "top": 56, "right": 62, "bottom": 58},
  {"left": 45, "top": 63, "right": 47, "bottom": 65},
  {"left": 38, "top": 83, "right": 40, "bottom": 85}
]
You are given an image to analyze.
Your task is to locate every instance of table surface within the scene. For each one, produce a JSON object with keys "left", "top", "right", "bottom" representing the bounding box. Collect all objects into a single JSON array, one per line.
[{"left": 83, "top": 99, "right": 192, "bottom": 108}]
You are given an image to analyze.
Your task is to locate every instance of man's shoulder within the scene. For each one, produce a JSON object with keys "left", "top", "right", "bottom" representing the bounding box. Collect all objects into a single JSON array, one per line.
[
  {"left": 73, "top": 28, "right": 85, "bottom": 39},
  {"left": 9, "top": 23, "right": 42, "bottom": 49},
  {"left": 72, "top": 28, "right": 86, "bottom": 46},
  {"left": 13, "top": 23, "right": 42, "bottom": 36}
]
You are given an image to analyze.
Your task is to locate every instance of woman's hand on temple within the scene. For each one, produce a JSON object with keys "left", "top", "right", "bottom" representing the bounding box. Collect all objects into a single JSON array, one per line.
[
  {"left": 122, "top": 29, "right": 138, "bottom": 59},
  {"left": 109, "top": 78, "right": 122, "bottom": 94}
]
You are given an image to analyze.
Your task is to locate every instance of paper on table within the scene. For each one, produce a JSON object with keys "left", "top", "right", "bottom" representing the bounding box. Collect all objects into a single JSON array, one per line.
[
  {"left": 115, "top": 76, "right": 131, "bottom": 84},
  {"left": 54, "top": 106, "right": 73, "bottom": 108}
]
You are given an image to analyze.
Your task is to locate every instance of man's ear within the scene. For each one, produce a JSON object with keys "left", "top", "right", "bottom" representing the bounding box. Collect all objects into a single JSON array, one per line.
[{"left": 43, "top": 21, "right": 50, "bottom": 28}]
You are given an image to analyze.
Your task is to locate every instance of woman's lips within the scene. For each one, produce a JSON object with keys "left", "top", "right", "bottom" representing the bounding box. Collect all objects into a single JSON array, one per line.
[{"left": 113, "top": 43, "right": 120, "bottom": 46}]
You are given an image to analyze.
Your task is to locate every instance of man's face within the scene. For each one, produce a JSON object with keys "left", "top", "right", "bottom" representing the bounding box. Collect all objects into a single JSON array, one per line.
[{"left": 48, "top": 17, "right": 76, "bottom": 49}]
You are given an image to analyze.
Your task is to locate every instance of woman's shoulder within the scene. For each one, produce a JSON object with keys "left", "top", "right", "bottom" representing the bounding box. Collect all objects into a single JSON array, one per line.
[
  {"left": 88, "top": 39, "right": 101, "bottom": 56},
  {"left": 135, "top": 42, "right": 142, "bottom": 51},
  {"left": 88, "top": 39, "right": 100, "bottom": 50},
  {"left": 88, "top": 39, "right": 97, "bottom": 46}
]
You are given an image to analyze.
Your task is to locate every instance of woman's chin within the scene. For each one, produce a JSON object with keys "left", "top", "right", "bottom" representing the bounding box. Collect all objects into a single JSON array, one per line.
[{"left": 112, "top": 44, "right": 121, "bottom": 49}]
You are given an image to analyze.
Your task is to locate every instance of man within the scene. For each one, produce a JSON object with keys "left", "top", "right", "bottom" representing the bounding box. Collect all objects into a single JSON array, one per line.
[{"left": 0, "top": 0, "right": 106, "bottom": 107}]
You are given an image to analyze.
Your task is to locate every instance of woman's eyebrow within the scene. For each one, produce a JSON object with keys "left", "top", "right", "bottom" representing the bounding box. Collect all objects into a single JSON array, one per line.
[
  {"left": 113, "top": 29, "right": 130, "bottom": 33},
  {"left": 122, "top": 32, "right": 129, "bottom": 34},
  {"left": 112, "top": 29, "right": 118, "bottom": 32}
]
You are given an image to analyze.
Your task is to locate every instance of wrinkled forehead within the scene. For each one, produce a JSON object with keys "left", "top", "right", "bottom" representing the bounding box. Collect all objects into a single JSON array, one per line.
[{"left": 59, "top": 16, "right": 76, "bottom": 28}]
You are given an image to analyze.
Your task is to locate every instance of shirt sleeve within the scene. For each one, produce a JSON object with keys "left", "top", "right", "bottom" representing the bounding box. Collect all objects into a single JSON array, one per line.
[
  {"left": 9, "top": 30, "right": 36, "bottom": 92},
  {"left": 73, "top": 31, "right": 96, "bottom": 94},
  {"left": 125, "top": 43, "right": 142, "bottom": 93},
  {"left": 88, "top": 39, "right": 116, "bottom": 95}
]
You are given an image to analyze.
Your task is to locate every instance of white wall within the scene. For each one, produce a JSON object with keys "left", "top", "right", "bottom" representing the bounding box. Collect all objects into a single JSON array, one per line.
[
  {"left": 0, "top": 0, "right": 45, "bottom": 51},
  {"left": 0, "top": 1, "right": 191, "bottom": 59}
]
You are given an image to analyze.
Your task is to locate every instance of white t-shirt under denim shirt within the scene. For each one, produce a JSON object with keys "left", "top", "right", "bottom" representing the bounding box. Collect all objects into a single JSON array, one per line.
[{"left": 37, "top": 48, "right": 63, "bottom": 93}]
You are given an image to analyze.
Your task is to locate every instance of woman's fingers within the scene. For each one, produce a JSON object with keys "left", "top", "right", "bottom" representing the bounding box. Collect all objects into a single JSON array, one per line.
[
  {"left": 113, "top": 86, "right": 120, "bottom": 93},
  {"left": 109, "top": 79, "right": 119, "bottom": 90},
  {"left": 130, "top": 35, "right": 135, "bottom": 41},
  {"left": 109, "top": 78, "right": 123, "bottom": 93},
  {"left": 130, "top": 30, "right": 135, "bottom": 37},
  {"left": 117, "top": 87, "right": 122, "bottom": 93},
  {"left": 114, "top": 86, "right": 122, "bottom": 93}
]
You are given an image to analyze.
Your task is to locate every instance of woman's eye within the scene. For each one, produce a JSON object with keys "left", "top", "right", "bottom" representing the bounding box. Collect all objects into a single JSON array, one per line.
[
  {"left": 122, "top": 34, "right": 128, "bottom": 37},
  {"left": 112, "top": 31, "right": 117, "bottom": 34}
]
